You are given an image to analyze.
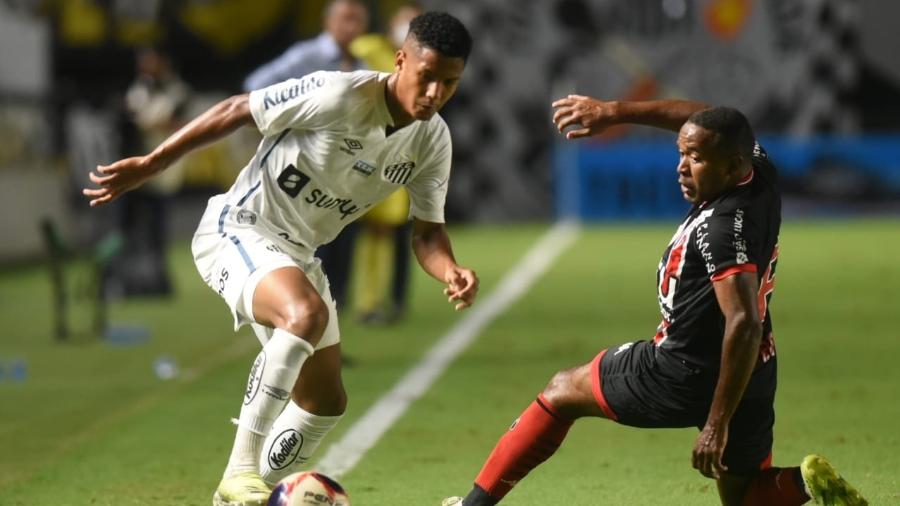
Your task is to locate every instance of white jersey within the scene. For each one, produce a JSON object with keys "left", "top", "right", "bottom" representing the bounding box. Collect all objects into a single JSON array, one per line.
[{"left": 196, "top": 70, "right": 452, "bottom": 254}]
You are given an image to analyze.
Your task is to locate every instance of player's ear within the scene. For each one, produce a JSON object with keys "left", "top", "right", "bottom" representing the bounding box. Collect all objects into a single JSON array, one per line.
[
  {"left": 727, "top": 154, "right": 745, "bottom": 179},
  {"left": 394, "top": 49, "right": 406, "bottom": 72}
]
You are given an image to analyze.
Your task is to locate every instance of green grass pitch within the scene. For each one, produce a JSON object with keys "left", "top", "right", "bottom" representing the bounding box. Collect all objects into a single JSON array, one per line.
[{"left": 0, "top": 221, "right": 898, "bottom": 505}]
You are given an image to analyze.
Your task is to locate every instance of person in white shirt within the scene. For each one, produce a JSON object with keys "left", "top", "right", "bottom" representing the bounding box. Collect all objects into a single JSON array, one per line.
[{"left": 83, "top": 12, "right": 475, "bottom": 506}]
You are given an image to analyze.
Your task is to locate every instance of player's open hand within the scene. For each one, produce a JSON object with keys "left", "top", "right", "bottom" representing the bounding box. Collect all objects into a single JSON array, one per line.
[
  {"left": 82, "top": 155, "right": 162, "bottom": 207},
  {"left": 443, "top": 265, "right": 479, "bottom": 311},
  {"left": 692, "top": 422, "right": 729, "bottom": 479},
  {"left": 551, "top": 95, "right": 616, "bottom": 140}
]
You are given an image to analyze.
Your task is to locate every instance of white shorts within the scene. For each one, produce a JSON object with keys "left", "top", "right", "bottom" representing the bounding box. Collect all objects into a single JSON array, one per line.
[{"left": 191, "top": 226, "right": 340, "bottom": 350}]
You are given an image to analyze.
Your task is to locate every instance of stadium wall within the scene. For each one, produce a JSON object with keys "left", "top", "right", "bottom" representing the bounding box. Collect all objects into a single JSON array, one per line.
[{"left": 554, "top": 135, "right": 900, "bottom": 221}]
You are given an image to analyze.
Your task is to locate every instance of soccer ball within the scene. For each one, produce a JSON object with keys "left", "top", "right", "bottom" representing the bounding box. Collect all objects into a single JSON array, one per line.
[{"left": 267, "top": 471, "right": 350, "bottom": 506}]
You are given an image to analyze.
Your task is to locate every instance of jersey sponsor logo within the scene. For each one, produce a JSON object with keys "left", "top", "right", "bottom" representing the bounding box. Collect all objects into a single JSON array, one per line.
[
  {"left": 340, "top": 138, "right": 363, "bottom": 155},
  {"left": 277, "top": 164, "right": 311, "bottom": 198},
  {"left": 268, "top": 429, "right": 305, "bottom": 470},
  {"left": 277, "top": 232, "right": 307, "bottom": 248},
  {"left": 614, "top": 342, "right": 634, "bottom": 356},
  {"left": 305, "top": 188, "right": 361, "bottom": 220},
  {"left": 262, "top": 76, "right": 325, "bottom": 110},
  {"left": 351, "top": 159, "right": 376, "bottom": 176},
  {"left": 236, "top": 209, "right": 257, "bottom": 225},
  {"left": 216, "top": 267, "right": 229, "bottom": 296},
  {"left": 696, "top": 222, "right": 715, "bottom": 273},
  {"left": 277, "top": 164, "right": 361, "bottom": 220},
  {"left": 732, "top": 208, "right": 749, "bottom": 264},
  {"left": 262, "top": 384, "right": 290, "bottom": 402},
  {"left": 383, "top": 161, "right": 415, "bottom": 184}
]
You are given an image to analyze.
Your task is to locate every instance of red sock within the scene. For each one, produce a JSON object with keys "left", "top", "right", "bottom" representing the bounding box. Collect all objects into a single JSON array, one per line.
[
  {"left": 473, "top": 394, "right": 573, "bottom": 500},
  {"left": 741, "top": 467, "right": 810, "bottom": 506}
]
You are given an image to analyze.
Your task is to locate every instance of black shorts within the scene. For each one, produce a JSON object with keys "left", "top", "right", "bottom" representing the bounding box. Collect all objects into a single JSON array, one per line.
[{"left": 590, "top": 340, "right": 777, "bottom": 475}]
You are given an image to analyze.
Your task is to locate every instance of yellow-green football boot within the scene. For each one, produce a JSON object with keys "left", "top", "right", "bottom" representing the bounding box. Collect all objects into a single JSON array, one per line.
[
  {"left": 213, "top": 472, "right": 271, "bottom": 506},
  {"left": 800, "top": 454, "right": 868, "bottom": 506}
]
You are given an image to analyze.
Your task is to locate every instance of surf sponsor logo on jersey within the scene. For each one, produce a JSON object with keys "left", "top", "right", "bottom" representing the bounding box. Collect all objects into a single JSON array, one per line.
[
  {"left": 305, "top": 189, "right": 361, "bottom": 220},
  {"left": 276, "top": 165, "right": 361, "bottom": 220},
  {"left": 352, "top": 159, "right": 376, "bottom": 176},
  {"left": 383, "top": 161, "right": 415, "bottom": 184},
  {"left": 340, "top": 138, "right": 363, "bottom": 155},
  {"left": 262, "top": 75, "right": 325, "bottom": 110}
]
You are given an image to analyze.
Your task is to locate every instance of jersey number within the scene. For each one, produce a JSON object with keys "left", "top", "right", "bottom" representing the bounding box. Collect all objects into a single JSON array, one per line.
[
  {"left": 277, "top": 165, "right": 310, "bottom": 198},
  {"left": 756, "top": 245, "right": 779, "bottom": 320}
]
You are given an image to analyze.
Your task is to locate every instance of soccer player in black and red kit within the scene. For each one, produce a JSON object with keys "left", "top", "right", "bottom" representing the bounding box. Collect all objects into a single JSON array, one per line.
[{"left": 444, "top": 97, "right": 867, "bottom": 506}]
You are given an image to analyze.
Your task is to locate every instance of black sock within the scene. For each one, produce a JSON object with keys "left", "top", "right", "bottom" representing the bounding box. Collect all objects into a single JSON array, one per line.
[{"left": 463, "top": 484, "right": 499, "bottom": 506}]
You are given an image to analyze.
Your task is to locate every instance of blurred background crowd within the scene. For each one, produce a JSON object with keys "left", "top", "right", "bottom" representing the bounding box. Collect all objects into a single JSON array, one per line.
[{"left": 1, "top": 0, "right": 898, "bottom": 323}]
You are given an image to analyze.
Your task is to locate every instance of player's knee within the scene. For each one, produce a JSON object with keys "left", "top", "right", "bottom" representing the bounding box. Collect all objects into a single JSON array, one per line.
[
  {"left": 543, "top": 367, "right": 592, "bottom": 419},
  {"left": 543, "top": 370, "right": 577, "bottom": 408},
  {"left": 277, "top": 297, "right": 330, "bottom": 346}
]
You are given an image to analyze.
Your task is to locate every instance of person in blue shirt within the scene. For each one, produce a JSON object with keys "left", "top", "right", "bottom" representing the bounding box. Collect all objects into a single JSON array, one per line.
[{"left": 243, "top": 0, "right": 369, "bottom": 91}]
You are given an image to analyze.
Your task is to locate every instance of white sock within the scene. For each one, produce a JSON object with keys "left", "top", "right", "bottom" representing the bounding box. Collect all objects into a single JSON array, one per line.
[
  {"left": 260, "top": 400, "right": 343, "bottom": 485},
  {"left": 224, "top": 329, "right": 315, "bottom": 478}
]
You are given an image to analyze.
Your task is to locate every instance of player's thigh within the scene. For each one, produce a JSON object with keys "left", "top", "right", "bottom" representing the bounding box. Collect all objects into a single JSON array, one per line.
[
  {"left": 193, "top": 229, "right": 304, "bottom": 331},
  {"left": 292, "top": 343, "right": 346, "bottom": 416},
  {"left": 598, "top": 340, "right": 711, "bottom": 427},
  {"left": 249, "top": 261, "right": 341, "bottom": 351},
  {"left": 252, "top": 266, "right": 329, "bottom": 337}
]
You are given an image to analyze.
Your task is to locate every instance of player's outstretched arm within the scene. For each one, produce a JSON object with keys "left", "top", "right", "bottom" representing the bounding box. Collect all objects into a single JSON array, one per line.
[
  {"left": 82, "top": 94, "right": 254, "bottom": 207},
  {"left": 693, "top": 271, "right": 763, "bottom": 480},
  {"left": 411, "top": 218, "right": 479, "bottom": 311},
  {"left": 551, "top": 96, "right": 709, "bottom": 139}
]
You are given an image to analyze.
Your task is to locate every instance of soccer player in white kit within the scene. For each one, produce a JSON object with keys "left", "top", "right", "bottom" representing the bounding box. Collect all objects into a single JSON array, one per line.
[{"left": 83, "top": 12, "right": 476, "bottom": 506}]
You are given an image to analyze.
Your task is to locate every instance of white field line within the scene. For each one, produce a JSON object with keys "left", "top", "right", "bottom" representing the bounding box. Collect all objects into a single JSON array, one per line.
[{"left": 317, "top": 221, "right": 581, "bottom": 479}]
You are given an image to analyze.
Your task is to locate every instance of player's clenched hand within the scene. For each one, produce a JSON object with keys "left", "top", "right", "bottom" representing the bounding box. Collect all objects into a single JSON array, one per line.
[
  {"left": 692, "top": 422, "right": 729, "bottom": 479},
  {"left": 551, "top": 95, "right": 617, "bottom": 140},
  {"left": 443, "top": 265, "right": 479, "bottom": 311},
  {"left": 82, "top": 155, "right": 163, "bottom": 207}
]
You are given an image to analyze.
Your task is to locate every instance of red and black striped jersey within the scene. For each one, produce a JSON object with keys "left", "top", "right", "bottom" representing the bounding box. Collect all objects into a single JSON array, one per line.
[{"left": 654, "top": 143, "right": 781, "bottom": 370}]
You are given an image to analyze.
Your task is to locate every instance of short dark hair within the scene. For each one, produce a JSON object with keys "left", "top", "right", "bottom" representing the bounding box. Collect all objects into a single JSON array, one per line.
[
  {"left": 687, "top": 107, "right": 755, "bottom": 158},
  {"left": 408, "top": 11, "right": 472, "bottom": 61}
]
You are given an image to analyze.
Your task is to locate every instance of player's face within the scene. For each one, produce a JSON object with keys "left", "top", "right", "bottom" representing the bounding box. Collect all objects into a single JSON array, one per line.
[
  {"left": 394, "top": 40, "right": 465, "bottom": 121},
  {"left": 676, "top": 122, "right": 738, "bottom": 204}
]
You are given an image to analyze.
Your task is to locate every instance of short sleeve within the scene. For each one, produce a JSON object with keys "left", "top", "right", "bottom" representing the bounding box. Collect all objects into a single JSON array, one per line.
[
  {"left": 248, "top": 71, "right": 339, "bottom": 137},
  {"left": 406, "top": 125, "right": 452, "bottom": 223},
  {"left": 699, "top": 208, "right": 760, "bottom": 281}
]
